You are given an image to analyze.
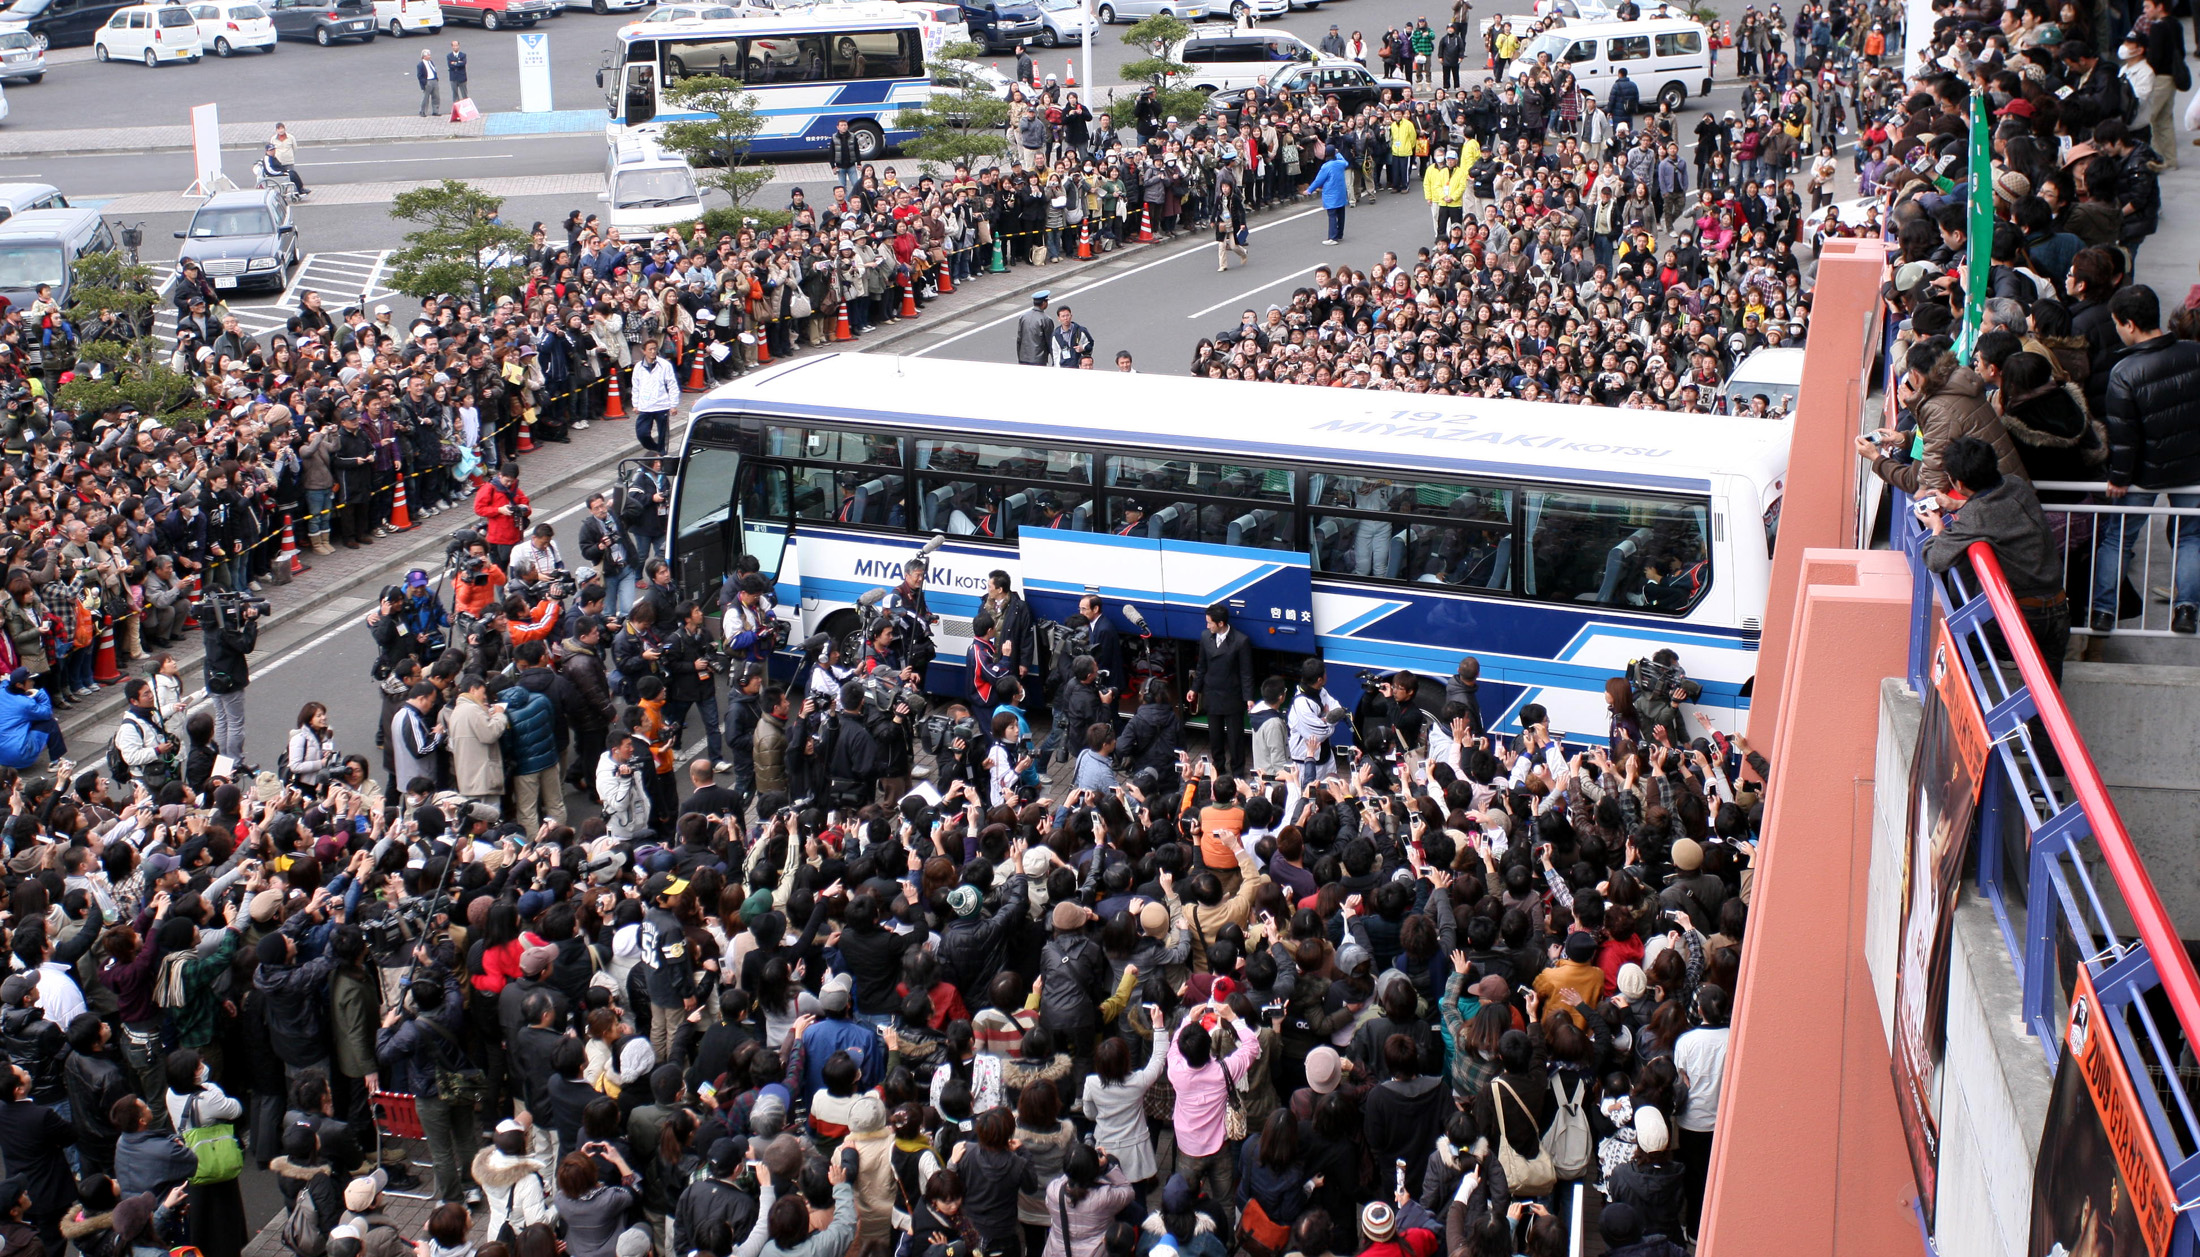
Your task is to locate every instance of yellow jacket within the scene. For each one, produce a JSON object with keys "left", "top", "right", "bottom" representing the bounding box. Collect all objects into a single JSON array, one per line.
[
  {"left": 1423, "top": 161, "right": 1470, "bottom": 208},
  {"left": 1389, "top": 117, "right": 1420, "bottom": 157}
]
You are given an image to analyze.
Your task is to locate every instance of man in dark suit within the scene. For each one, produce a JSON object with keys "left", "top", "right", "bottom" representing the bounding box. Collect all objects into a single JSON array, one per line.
[
  {"left": 1189, "top": 603, "right": 1256, "bottom": 780},
  {"left": 1079, "top": 593, "right": 1124, "bottom": 686}
]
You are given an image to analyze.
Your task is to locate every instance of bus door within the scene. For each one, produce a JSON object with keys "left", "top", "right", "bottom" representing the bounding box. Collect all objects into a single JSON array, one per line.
[
  {"left": 623, "top": 61, "right": 658, "bottom": 126},
  {"left": 1017, "top": 520, "right": 1315, "bottom": 653},
  {"left": 1154, "top": 529, "right": 1314, "bottom": 652}
]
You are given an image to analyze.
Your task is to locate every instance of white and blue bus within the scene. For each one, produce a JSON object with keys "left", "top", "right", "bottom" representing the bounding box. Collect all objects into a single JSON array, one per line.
[
  {"left": 606, "top": 9, "right": 930, "bottom": 158},
  {"left": 665, "top": 354, "right": 1790, "bottom": 742}
]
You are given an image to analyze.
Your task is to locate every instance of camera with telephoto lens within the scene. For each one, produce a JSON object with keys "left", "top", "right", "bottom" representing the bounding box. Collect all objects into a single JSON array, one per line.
[
  {"left": 920, "top": 712, "right": 981, "bottom": 756},
  {"left": 1355, "top": 668, "right": 1388, "bottom": 686}
]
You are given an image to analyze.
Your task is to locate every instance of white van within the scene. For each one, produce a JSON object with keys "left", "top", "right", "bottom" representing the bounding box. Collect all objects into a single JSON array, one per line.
[
  {"left": 1508, "top": 16, "right": 1711, "bottom": 112},
  {"left": 0, "top": 184, "right": 63, "bottom": 223},
  {"left": 601, "top": 136, "right": 704, "bottom": 242},
  {"left": 1715, "top": 346, "right": 1805, "bottom": 417}
]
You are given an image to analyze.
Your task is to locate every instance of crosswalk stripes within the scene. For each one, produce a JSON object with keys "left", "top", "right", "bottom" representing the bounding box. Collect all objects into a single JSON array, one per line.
[{"left": 151, "top": 249, "right": 396, "bottom": 344}]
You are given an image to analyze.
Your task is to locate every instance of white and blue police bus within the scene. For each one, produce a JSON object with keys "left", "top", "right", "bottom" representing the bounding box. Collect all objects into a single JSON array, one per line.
[
  {"left": 605, "top": 9, "right": 930, "bottom": 159},
  {"left": 663, "top": 354, "right": 1789, "bottom": 742}
]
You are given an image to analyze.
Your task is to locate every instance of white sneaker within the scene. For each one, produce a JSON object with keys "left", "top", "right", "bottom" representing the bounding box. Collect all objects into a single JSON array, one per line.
[
  {"left": 574, "top": 420, "right": 591, "bottom": 430},
  {"left": 1321, "top": 238, "right": 1339, "bottom": 246},
  {"left": 714, "top": 761, "right": 735, "bottom": 774},
  {"left": 248, "top": 580, "right": 263, "bottom": 592}
]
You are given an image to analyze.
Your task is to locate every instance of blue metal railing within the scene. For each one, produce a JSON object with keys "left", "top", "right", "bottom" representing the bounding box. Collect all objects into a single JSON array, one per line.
[{"left": 1899, "top": 505, "right": 2200, "bottom": 1227}]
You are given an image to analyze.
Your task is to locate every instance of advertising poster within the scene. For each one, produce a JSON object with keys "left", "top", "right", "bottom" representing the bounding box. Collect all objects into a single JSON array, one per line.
[
  {"left": 2028, "top": 970, "right": 2176, "bottom": 1257},
  {"left": 1890, "top": 612, "right": 1988, "bottom": 1223}
]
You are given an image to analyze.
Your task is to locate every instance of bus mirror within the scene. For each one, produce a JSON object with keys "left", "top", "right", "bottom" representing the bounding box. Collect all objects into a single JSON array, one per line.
[{"left": 595, "top": 66, "right": 605, "bottom": 88}]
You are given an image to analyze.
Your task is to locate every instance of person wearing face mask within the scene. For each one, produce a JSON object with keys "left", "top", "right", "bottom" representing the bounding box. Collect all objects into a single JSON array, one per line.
[{"left": 165, "top": 1046, "right": 247, "bottom": 1257}]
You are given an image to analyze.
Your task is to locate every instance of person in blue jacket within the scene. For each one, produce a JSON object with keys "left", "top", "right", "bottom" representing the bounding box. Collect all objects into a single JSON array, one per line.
[
  {"left": 0, "top": 668, "right": 61, "bottom": 770},
  {"left": 1304, "top": 148, "right": 1352, "bottom": 246}
]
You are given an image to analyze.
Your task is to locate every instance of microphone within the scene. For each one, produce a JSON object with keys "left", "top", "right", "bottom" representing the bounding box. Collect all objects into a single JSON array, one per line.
[
  {"left": 856, "top": 588, "right": 887, "bottom": 610},
  {"left": 914, "top": 534, "right": 946, "bottom": 562},
  {"left": 1122, "top": 604, "right": 1151, "bottom": 637}
]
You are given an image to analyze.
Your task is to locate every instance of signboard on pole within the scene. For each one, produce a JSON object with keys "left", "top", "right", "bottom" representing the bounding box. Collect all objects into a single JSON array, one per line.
[
  {"left": 517, "top": 31, "right": 552, "bottom": 113},
  {"left": 186, "top": 103, "right": 225, "bottom": 197},
  {"left": 1957, "top": 93, "right": 1992, "bottom": 355},
  {"left": 1890, "top": 611, "right": 1988, "bottom": 1225},
  {"left": 2028, "top": 969, "right": 2177, "bottom": 1257}
]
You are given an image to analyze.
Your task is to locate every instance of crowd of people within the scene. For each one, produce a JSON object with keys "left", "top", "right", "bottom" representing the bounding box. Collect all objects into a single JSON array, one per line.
[{"left": 0, "top": 1, "right": 2193, "bottom": 1257}]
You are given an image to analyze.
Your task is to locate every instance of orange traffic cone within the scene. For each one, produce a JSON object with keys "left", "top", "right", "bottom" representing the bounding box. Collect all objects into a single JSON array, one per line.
[
  {"left": 1139, "top": 206, "right": 1154, "bottom": 242},
  {"left": 278, "top": 515, "right": 308, "bottom": 576},
  {"left": 183, "top": 574, "right": 203, "bottom": 629},
  {"left": 92, "top": 624, "right": 121, "bottom": 685},
  {"left": 517, "top": 418, "right": 536, "bottom": 453},
  {"left": 755, "top": 326, "right": 772, "bottom": 364},
  {"left": 937, "top": 265, "right": 953, "bottom": 294},
  {"left": 389, "top": 477, "right": 415, "bottom": 531},
  {"left": 1064, "top": 57, "right": 1076, "bottom": 87},
  {"left": 834, "top": 303, "right": 854, "bottom": 341},
  {"left": 900, "top": 279, "right": 918, "bottom": 319},
  {"left": 687, "top": 343, "right": 709, "bottom": 390},
  {"left": 603, "top": 369, "right": 627, "bottom": 419},
  {"left": 1077, "top": 220, "right": 1092, "bottom": 259}
]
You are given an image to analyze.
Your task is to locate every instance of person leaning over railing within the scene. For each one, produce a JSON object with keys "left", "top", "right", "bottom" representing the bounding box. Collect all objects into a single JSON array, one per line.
[{"left": 1918, "top": 435, "right": 2072, "bottom": 681}]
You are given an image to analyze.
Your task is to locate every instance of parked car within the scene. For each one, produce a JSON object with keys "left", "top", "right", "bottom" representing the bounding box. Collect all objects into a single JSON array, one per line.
[
  {"left": 1090, "top": 0, "right": 1202, "bottom": 22},
  {"left": 92, "top": 3, "right": 203, "bottom": 63},
  {"left": 0, "top": 0, "right": 133, "bottom": 49},
  {"left": 1204, "top": 58, "right": 1405, "bottom": 122},
  {"left": 190, "top": 0, "right": 275, "bottom": 52},
  {"left": 576, "top": 0, "right": 645, "bottom": 14},
  {"left": 0, "top": 184, "right": 65, "bottom": 222},
  {"left": 439, "top": 0, "right": 550, "bottom": 27},
  {"left": 633, "top": 2, "right": 736, "bottom": 20},
  {"left": 372, "top": 0, "right": 441, "bottom": 33},
  {"left": 174, "top": 189, "right": 299, "bottom": 295},
  {"left": 0, "top": 27, "right": 42, "bottom": 78},
  {"left": 956, "top": 0, "right": 1039, "bottom": 50},
  {"left": 1168, "top": 28, "right": 1315, "bottom": 92},
  {"left": 1032, "top": 0, "right": 1087, "bottom": 45},
  {"left": 266, "top": 0, "right": 373, "bottom": 41}
]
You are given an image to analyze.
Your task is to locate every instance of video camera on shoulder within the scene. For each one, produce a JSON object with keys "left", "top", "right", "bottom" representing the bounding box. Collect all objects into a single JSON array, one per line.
[
  {"left": 1630, "top": 654, "right": 1688, "bottom": 700},
  {"left": 920, "top": 711, "right": 981, "bottom": 755},
  {"left": 203, "top": 587, "right": 270, "bottom": 633}
]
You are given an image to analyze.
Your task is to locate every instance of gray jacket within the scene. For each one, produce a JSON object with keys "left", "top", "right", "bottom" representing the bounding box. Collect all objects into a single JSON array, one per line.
[
  {"left": 1923, "top": 476, "right": 2065, "bottom": 602},
  {"left": 1015, "top": 308, "right": 1052, "bottom": 365}
]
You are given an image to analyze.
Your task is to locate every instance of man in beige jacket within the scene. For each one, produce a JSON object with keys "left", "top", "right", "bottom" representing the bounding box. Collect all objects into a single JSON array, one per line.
[{"left": 446, "top": 674, "right": 510, "bottom": 810}]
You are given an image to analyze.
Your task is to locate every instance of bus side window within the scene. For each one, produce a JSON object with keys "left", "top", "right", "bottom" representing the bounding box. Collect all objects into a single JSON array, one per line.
[
  {"left": 831, "top": 30, "right": 912, "bottom": 79},
  {"left": 1520, "top": 489, "right": 1709, "bottom": 611},
  {"left": 624, "top": 64, "right": 657, "bottom": 125}
]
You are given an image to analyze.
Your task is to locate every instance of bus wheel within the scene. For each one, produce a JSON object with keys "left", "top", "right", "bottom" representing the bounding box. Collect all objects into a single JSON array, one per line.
[
  {"left": 849, "top": 120, "right": 886, "bottom": 160},
  {"left": 821, "top": 611, "right": 863, "bottom": 670}
]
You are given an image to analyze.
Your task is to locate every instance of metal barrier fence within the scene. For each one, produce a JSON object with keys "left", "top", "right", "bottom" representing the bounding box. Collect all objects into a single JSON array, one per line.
[
  {"left": 1897, "top": 499, "right": 2200, "bottom": 1228},
  {"left": 2031, "top": 481, "right": 2200, "bottom": 636}
]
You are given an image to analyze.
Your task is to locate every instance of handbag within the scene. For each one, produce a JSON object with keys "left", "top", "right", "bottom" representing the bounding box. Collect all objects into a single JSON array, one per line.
[
  {"left": 183, "top": 1097, "right": 244, "bottom": 1185},
  {"left": 1491, "top": 1077, "right": 1558, "bottom": 1197},
  {"left": 421, "top": 1017, "right": 491, "bottom": 1105},
  {"left": 789, "top": 290, "right": 814, "bottom": 320},
  {"left": 1220, "top": 1050, "right": 1248, "bottom": 1142},
  {"left": 1238, "top": 1199, "right": 1291, "bottom": 1257}
]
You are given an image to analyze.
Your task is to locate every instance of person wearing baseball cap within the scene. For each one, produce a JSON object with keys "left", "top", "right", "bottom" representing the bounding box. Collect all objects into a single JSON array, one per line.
[{"left": 639, "top": 871, "right": 695, "bottom": 1063}]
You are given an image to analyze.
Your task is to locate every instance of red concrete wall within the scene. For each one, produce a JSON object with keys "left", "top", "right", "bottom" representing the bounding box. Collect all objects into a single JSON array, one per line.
[
  {"left": 1699, "top": 548, "right": 1923, "bottom": 1257},
  {"left": 1749, "top": 240, "right": 1887, "bottom": 755}
]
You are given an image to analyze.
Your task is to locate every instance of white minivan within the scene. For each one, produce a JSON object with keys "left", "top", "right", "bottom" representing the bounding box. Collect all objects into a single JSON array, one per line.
[
  {"left": 601, "top": 136, "right": 704, "bottom": 242},
  {"left": 1715, "top": 346, "right": 1805, "bottom": 417},
  {"left": 1509, "top": 16, "right": 1711, "bottom": 111},
  {"left": 93, "top": 2, "right": 204, "bottom": 63}
]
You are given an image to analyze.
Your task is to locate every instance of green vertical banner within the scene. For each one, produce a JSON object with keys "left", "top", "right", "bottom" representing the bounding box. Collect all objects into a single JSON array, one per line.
[{"left": 1958, "top": 94, "right": 1992, "bottom": 356}]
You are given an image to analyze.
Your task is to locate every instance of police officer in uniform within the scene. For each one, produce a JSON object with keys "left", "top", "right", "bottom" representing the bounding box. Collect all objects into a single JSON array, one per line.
[{"left": 1014, "top": 290, "right": 1053, "bottom": 365}]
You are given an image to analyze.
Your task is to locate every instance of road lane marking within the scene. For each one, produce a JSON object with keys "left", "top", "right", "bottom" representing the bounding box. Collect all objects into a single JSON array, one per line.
[{"left": 1184, "top": 265, "right": 1317, "bottom": 320}]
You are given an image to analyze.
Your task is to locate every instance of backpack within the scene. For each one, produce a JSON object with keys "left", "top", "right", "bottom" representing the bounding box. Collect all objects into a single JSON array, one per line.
[
  {"left": 1545, "top": 1075, "right": 1593, "bottom": 1179},
  {"left": 619, "top": 480, "right": 651, "bottom": 527},
  {"left": 281, "top": 1182, "right": 329, "bottom": 1257}
]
